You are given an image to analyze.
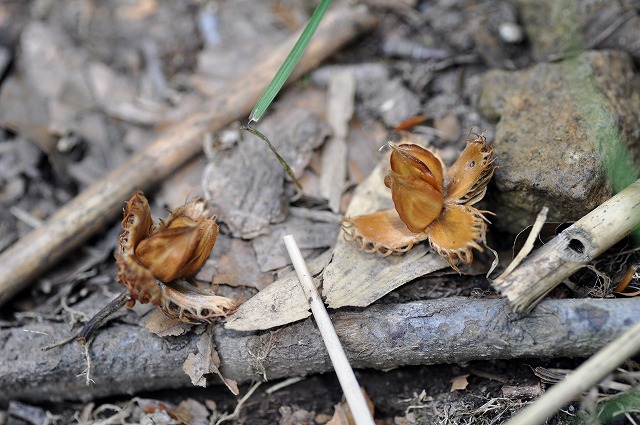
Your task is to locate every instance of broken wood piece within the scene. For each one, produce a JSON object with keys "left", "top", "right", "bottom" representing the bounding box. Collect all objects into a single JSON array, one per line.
[
  {"left": 320, "top": 70, "right": 355, "bottom": 213},
  {"left": 0, "top": 5, "right": 377, "bottom": 306},
  {"left": 492, "top": 178, "right": 640, "bottom": 312},
  {"left": 2, "top": 297, "right": 638, "bottom": 403},
  {"left": 204, "top": 109, "right": 331, "bottom": 239}
]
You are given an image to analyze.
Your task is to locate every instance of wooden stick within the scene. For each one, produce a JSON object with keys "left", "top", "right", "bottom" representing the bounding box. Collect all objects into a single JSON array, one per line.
[
  {"left": 2, "top": 297, "right": 638, "bottom": 403},
  {"left": 505, "top": 320, "right": 640, "bottom": 425},
  {"left": 493, "top": 178, "right": 640, "bottom": 312},
  {"left": 0, "top": 5, "right": 376, "bottom": 306},
  {"left": 320, "top": 70, "right": 354, "bottom": 212},
  {"left": 283, "top": 235, "right": 374, "bottom": 425}
]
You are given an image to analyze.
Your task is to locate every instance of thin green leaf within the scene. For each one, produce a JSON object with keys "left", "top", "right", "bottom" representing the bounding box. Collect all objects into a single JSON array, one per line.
[
  {"left": 248, "top": 0, "right": 332, "bottom": 123},
  {"left": 242, "top": 126, "right": 303, "bottom": 190}
]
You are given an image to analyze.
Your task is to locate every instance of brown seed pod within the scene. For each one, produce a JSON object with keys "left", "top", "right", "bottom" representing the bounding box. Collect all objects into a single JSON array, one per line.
[
  {"left": 116, "top": 192, "right": 236, "bottom": 322},
  {"left": 344, "top": 134, "right": 495, "bottom": 270}
]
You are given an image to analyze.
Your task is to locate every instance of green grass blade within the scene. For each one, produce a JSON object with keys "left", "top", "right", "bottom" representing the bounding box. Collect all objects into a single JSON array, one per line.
[
  {"left": 248, "top": 0, "right": 332, "bottom": 123},
  {"left": 242, "top": 126, "right": 302, "bottom": 190}
]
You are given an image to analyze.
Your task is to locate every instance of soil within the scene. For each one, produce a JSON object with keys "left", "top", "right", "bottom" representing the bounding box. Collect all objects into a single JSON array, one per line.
[{"left": 1, "top": 1, "right": 639, "bottom": 424}]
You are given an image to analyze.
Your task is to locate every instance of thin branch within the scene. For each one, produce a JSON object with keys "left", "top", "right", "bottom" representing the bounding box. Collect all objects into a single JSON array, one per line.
[
  {"left": 3, "top": 297, "right": 638, "bottom": 403},
  {"left": 77, "top": 290, "right": 131, "bottom": 345}
]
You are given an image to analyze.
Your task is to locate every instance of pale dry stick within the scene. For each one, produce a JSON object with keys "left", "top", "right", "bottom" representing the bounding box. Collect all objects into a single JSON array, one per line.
[
  {"left": 505, "top": 320, "right": 640, "bottom": 425},
  {"left": 265, "top": 376, "right": 305, "bottom": 395},
  {"left": 215, "top": 381, "right": 262, "bottom": 425},
  {"left": 496, "top": 206, "right": 549, "bottom": 280},
  {"left": 0, "top": 5, "right": 377, "bottom": 307},
  {"left": 493, "top": 178, "right": 640, "bottom": 312},
  {"left": 283, "top": 234, "right": 375, "bottom": 425},
  {"left": 320, "top": 69, "right": 355, "bottom": 212}
]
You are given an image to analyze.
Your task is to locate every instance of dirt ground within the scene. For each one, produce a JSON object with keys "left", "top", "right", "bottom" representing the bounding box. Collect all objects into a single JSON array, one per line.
[{"left": 1, "top": 1, "right": 639, "bottom": 424}]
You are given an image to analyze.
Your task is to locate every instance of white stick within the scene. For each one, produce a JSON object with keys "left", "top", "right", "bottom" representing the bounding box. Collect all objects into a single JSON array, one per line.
[
  {"left": 505, "top": 320, "right": 640, "bottom": 425},
  {"left": 283, "top": 235, "right": 374, "bottom": 425}
]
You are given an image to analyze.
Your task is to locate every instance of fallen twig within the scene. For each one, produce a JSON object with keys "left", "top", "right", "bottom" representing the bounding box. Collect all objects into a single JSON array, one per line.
[
  {"left": 493, "top": 178, "right": 640, "bottom": 312},
  {"left": 215, "top": 381, "right": 262, "bottom": 425},
  {"left": 320, "top": 69, "right": 355, "bottom": 212},
  {"left": 1, "top": 297, "right": 638, "bottom": 403},
  {"left": 0, "top": 5, "right": 377, "bottom": 307},
  {"left": 76, "top": 290, "right": 131, "bottom": 345}
]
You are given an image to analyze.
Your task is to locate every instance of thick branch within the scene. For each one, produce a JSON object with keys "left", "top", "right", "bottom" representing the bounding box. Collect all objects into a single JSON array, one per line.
[
  {"left": 1, "top": 297, "right": 637, "bottom": 403},
  {"left": 0, "top": 5, "right": 377, "bottom": 306}
]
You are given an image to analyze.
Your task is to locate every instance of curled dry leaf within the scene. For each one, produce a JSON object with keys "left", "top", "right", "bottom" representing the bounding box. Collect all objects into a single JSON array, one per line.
[
  {"left": 117, "top": 192, "right": 236, "bottom": 323},
  {"left": 327, "top": 388, "right": 375, "bottom": 425},
  {"left": 450, "top": 374, "right": 470, "bottom": 392},
  {"left": 344, "top": 134, "right": 495, "bottom": 271}
]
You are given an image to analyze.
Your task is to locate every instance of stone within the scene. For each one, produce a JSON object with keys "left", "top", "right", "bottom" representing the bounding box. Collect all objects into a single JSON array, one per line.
[{"left": 479, "top": 50, "right": 640, "bottom": 233}]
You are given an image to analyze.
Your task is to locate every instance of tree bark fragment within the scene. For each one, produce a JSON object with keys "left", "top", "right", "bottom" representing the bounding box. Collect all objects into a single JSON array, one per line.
[{"left": 1, "top": 297, "right": 637, "bottom": 403}]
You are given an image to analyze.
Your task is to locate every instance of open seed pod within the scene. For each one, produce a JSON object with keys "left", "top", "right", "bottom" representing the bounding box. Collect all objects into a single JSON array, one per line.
[
  {"left": 116, "top": 192, "right": 236, "bottom": 323},
  {"left": 344, "top": 134, "right": 495, "bottom": 270}
]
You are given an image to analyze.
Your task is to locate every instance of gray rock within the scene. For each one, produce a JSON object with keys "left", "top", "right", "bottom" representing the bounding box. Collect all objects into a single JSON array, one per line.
[{"left": 479, "top": 50, "right": 640, "bottom": 233}]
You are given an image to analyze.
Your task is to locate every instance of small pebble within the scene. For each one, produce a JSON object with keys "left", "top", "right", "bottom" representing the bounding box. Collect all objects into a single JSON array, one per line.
[{"left": 499, "top": 22, "right": 524, "bottom": 44}]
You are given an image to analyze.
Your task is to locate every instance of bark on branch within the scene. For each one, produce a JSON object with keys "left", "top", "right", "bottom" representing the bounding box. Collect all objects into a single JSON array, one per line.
[{"left": 1, "top": 297, "right": 637, "bottom": 403}]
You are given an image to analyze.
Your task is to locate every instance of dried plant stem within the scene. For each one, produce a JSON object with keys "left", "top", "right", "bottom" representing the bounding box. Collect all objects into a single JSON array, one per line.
[
  {"left": 0, "top": 5, "right": 376, "bottom": 307},
  {"left": 493, "top": 178, "right": 640, "bottom": 312},
  {"left": 215, "top": 381, "right": 262, "bottom": 425},
  {"left": 505, "top": 320, "right": 640, "bottom": 425},
  {"left": 283, "top": 235, "right": 375, "bottom": 425},
  {"left": 497, "top": 206, "right": 548, "bottom": 280},
  {"left": 76, "top": 290, "right": 131, "bottom": 345}
]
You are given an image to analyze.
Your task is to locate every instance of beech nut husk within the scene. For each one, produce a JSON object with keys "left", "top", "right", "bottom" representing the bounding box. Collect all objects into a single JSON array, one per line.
[
  {"left": 116, "top": 192, "right": 235, "bottom": 322},
  {"left": 344, "top": 133, "right": 495, "bottom": 271}
]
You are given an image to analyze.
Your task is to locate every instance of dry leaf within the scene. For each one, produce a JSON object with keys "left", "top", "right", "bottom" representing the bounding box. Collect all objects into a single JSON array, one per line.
[
  {"left": 225, "top": 250, "right": 332, "bottom": 331},
  {"left": 182, "top": 326, "right": 239, "bottom": 394},
  {"left": 144, "top": 309, "right": 192, "bottom": 337},
  {"left": 326, "top": 388, "right": 374, "bottom": 425},
  {"left": 450, "top": 374, "right": 470, "bottom": 392},
  {"left": 173, "top": 399, "right": 211, "bottom": 425}
]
